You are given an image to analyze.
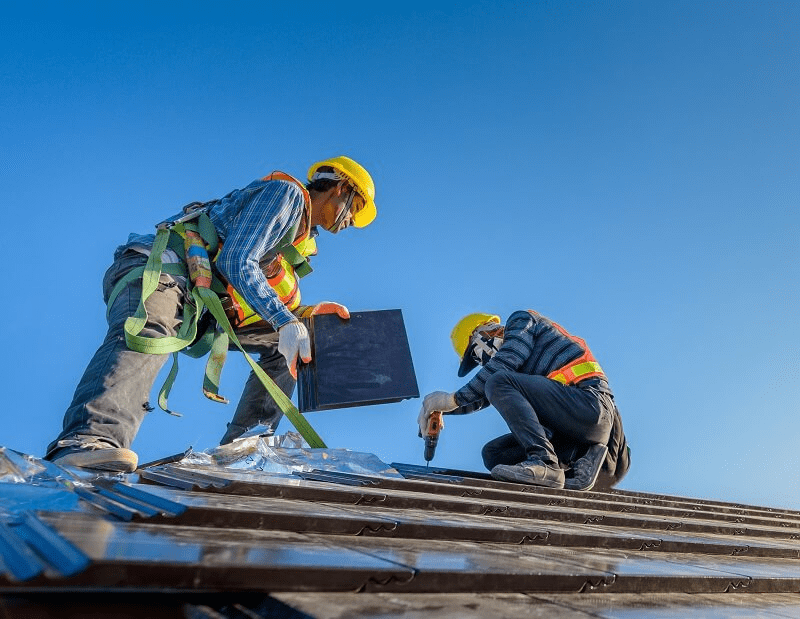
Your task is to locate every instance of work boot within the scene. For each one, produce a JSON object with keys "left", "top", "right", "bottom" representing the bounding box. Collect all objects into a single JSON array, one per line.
[
  {"left": 490, "top": 459, "right": 565, "bottom": 489},
  {"left": 51, "top": 447, "right": 138, "bottom": 473},
  {"left": 564, "top": 444, "right": 608, "bottom": 491}
]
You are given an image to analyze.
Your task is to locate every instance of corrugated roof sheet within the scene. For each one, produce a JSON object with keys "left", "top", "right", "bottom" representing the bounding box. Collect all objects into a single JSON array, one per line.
[{"left": 1, "top": 442, "right": 799, "bottom": 618}]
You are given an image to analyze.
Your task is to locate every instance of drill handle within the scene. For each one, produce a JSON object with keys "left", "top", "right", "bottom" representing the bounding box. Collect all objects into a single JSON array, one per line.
[
  {"left": 426, "top": 410, "right": 443, "bottom": 437},
  {"left": 423, "top": 410, "right": 443, "bottom": 463}
]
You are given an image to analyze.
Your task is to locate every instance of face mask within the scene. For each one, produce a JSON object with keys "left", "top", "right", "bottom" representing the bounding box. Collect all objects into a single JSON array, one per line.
[{"left": 470, "top": 325, "right": 504, "bottom": 366}]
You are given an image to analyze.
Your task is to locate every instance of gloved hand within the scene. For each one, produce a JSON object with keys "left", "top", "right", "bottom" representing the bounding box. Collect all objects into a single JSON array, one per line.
[
  {"left": 309, "top": 302, "right": 350, "bottom": 319},
  {"left": 296, "top": 302, "right": 350, "bottom": 319},
  {"left": 278, "top": 320, "right": 312, "bottom": 380},
  {"left": 417, "top": 391, "right": 457, "bottom": 437}
]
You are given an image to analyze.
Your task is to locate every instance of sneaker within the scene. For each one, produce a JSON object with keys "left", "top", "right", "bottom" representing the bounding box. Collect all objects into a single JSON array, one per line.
[
  {"left": 51, "top": 447, "right": 138, "bottom": 473},
  {"left": 564, "top": 444, "right": 608, "bottom": 491},
  {"left": 491, "top": 459, "right": 565, "bottom": 488}
]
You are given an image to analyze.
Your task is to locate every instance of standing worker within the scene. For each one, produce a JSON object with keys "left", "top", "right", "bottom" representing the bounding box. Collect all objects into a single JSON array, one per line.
[
  {"left": 45, "top": 156, "right": 377, "bottom": 472},
  {"left": 418, "top": 310, "right": 629, "bottom": 490}
]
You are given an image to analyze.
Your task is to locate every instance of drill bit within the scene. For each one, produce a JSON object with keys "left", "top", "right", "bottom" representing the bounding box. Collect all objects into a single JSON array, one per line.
[{"left": 424, "top": 410, "right": 443, "bottom": 466}]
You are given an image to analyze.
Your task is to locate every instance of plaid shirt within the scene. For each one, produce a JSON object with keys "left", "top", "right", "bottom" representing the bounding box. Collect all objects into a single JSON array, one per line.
[{"left": 123, "top": 178, "right": 307, "bottom": 329}]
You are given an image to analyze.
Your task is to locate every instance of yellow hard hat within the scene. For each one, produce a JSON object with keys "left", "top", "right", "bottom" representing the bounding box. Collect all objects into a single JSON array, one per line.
[
  {"left": 308, "top": 156, "right": 376, "bottom": 228},
  {"left": 451, "top": 313, "right": 501, "bottom": 376}
]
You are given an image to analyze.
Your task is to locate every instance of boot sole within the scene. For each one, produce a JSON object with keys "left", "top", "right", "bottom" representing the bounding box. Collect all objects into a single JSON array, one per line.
[{"left": 52, "top": 448, "right": 138, "bottom": 473}]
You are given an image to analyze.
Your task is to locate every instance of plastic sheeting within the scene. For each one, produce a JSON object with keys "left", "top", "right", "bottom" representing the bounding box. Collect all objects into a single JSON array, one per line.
[
  {"left": 0, "top": 447, "right": 49, "bottom": 484},
  {"left": 0, "top": 448, "right": 83, "bottom": 516},
  {"left": 177, "top": 431, "right": 403, "bottom": 478},
  {"left": 0, "top": 435, "right": 402, "bottom": 518}
]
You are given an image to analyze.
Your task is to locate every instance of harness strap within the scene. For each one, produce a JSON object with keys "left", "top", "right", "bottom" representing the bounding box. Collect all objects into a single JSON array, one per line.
[
  {"left": 260, "top": 218, "right": 313, "bottom": 278},
  {"left": 281, "top": 243, "right": 313, "bottom": 278},
  {"left": 122, "top": 229, "right": 202, "bottom": 356},
  {"left": 153, "top": 325, "right": 231, "bottom": 415},
  {"left": 119, "top": 220, "right": 326, "bottom": 447},
  {"left": 106, "top": 262, "right": 187, "bottom": 320},
  {"left": 202, "top": 328, "right": 229, "bottom": 404},
  {"left": 195, "top": 285, "right": 325, "bottom": 447}
]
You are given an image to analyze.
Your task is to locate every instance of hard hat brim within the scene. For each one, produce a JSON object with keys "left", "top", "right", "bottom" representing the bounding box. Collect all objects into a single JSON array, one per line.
[
  {"left": 352, "top": 199, "right": 376, "bottom": 228},
  {"left": 457, "top": 346, "right": 478, "bottom": 377},
  {"left": 451, "top": 313, "right": 501, "bottom": 375}
]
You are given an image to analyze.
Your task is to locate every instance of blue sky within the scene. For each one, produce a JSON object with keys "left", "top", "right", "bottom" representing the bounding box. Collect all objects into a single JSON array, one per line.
[{"left": 2, "top": 1, "right": 798, "bottom": 509}]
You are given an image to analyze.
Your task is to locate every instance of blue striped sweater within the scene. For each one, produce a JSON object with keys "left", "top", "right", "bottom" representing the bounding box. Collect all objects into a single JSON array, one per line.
[{"left": 453, "top": 310, "right": 612, "bottom": 412}]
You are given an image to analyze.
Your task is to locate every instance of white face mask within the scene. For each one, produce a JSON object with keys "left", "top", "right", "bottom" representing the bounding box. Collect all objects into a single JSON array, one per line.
[{"left": 469, "top": 325, "right": 504, "bottom": 366}]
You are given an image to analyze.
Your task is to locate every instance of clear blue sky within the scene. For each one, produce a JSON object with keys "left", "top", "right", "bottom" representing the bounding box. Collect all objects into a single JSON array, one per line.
[{"left": 2, "top": 1, "right": 798, "bottom": 509}]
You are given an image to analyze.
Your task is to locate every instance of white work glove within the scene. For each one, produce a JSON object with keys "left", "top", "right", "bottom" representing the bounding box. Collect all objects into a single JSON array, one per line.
[
  {"left": 278, "top": 320, "right": 311, "bottom": 380},
  {"left": 417, "top": 391, "right": 457, "bottom": 437}
]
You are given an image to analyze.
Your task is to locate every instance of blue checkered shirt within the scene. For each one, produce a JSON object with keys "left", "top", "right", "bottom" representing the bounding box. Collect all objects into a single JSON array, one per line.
[{"left": 122, "top": 178, "right": 306, "bottom": 329}]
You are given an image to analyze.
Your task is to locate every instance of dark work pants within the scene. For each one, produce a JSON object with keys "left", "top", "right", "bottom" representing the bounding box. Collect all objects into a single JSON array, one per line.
[
  {"left": 481, "top": 371, "right": 613, "bottom": 469},
  {"left": 219, "top": 327, "right": 295, "bottom": 445},
  {"left": 45, "top": 249, "right": 294, "bottom": 459}
]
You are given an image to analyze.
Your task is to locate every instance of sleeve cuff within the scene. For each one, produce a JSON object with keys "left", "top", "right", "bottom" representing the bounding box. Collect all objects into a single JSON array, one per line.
[{"left": 271, "top": 307, "right": 298, "bottom": 330}]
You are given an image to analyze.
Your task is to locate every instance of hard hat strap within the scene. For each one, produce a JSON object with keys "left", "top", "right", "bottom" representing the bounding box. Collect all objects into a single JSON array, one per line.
[{"left": 331, "top": 187, "right": 357, "bottom": 230}]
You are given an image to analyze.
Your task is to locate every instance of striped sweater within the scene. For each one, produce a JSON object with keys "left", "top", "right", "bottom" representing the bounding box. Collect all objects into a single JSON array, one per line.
[{"left": 453, "top": 310, "right": 612, "bottom": 413}]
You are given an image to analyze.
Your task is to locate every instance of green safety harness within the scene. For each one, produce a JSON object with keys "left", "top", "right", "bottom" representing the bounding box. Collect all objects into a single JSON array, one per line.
[{"left": 106, "top": 209, "right": 326, "bottom": 448}]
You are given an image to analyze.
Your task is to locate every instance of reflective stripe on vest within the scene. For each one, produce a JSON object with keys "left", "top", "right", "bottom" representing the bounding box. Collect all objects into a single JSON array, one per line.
[
  {"left": 225, "top": 171, "right": 315, "bottom": 328},
  {"left": 226, "top": 238, "right": 317, "bottom": 327},
  {"left": 527, "top": 310, "right": 606, "bottom": 386}
]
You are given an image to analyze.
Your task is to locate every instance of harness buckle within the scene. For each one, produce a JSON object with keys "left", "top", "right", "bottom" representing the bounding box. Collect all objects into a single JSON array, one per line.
[{"left": 156, "top": 208, "right": 205, "bottom": 231}]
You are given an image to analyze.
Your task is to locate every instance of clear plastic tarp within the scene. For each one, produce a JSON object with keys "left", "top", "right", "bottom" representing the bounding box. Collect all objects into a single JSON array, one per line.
[
  {"left": 177, "top": 430, "right": 403, "bottom": 479},
  {"left": 0, "top": 447, "right": 84, "bottom": 516},
  {"left": 0, "top": 432, "right": 402, "bottom": 516}
]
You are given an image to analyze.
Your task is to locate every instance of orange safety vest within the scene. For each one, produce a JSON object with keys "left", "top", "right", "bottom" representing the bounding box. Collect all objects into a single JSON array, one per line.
[
  {"left": 222, "top": 171, "right": 317, "bottom": 329},
  {"left": 527, "top": 310, "right": 606, "bottom": 386}
]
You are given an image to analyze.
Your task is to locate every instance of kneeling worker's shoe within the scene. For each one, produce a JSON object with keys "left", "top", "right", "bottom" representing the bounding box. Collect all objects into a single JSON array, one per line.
[
  {"left": 491, "top": 459, "right": 565, "bottom": 489},
  {"left": 51, "top": 447, "right": 138, "bottom": 473},
  {"left": 564, "top": 444, "right": 608, "bottom": 491}
]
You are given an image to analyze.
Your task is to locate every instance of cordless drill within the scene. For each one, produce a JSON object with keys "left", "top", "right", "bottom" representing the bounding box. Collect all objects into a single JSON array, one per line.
[{"left": 423, "top": 410, "right": 443, "bottom": 465}]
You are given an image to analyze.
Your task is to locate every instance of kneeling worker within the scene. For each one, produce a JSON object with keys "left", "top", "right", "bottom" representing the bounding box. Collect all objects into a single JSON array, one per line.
[{"left": 418, "top": 310, "right": 629, "bottom": 490}]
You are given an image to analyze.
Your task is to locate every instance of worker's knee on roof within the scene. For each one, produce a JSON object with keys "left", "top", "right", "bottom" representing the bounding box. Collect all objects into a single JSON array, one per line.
[
  {"left": 481, "top": 441, "right": 499, "bottom": 470},
  {"left": 482, "top": 434, "right": 528, "bottom": 470}
]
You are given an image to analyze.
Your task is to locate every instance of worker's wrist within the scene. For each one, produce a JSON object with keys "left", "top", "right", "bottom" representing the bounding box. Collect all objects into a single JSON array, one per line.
[
  {"left": 272, "top": 309, "right": 299, "bottom": 331},
  {"left": 422, "top": 391, "right": 458, "bottom": 414}
]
